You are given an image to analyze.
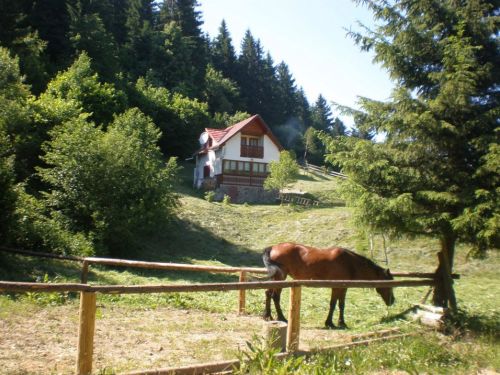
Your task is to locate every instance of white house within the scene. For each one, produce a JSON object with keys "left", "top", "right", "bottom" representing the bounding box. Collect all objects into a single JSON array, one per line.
[{"left": 194, "top": 114, "right": 283, "bottom": 202}]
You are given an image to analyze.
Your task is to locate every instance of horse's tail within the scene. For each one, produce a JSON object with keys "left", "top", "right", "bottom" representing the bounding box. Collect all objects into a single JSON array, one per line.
[{"left": 262, "top": 246, "right": 284, "bottom": 279}]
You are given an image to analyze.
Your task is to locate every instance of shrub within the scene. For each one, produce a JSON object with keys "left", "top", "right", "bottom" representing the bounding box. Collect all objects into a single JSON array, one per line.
[
  {"left": 204, "top": 191, "right": 216, "bottom": 203},
  {"left": 11, "top": 187, "right": 94, "bottom": 256},
  {"left": 37, "top": 108, "right": 179, "bottom": 256}
]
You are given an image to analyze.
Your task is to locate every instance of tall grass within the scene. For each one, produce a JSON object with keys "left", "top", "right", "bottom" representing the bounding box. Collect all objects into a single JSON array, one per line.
[{"left": 236, "top": 332, "right": 499, "bottom": 374}]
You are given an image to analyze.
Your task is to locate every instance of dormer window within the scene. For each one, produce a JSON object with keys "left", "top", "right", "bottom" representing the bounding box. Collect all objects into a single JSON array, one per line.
[{"left": 241, "top": 135, "right": 263, "bottom": 158}]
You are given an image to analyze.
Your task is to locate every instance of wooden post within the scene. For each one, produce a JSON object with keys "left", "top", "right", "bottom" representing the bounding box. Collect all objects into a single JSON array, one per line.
[
  {"left": 76, "top": 292, "right": 96, "bottom": 375},
  {"left": 287, "top": 286, "right": 301, "bottom": 352},
  {"left": 81, "top": 260, "right": 89, "bottom": 284},
  {"left": 238, "top": 271, "right": 246, "bottom": 314},
  {"left": 265, "top": 321, "right": 287, "bottom": 352}
]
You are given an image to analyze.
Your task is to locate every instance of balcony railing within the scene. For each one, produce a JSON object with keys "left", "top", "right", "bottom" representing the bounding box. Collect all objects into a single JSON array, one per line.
[
  {"left": 217, "top": 174, "right": 268, "bottom": 187},
  {"left": 240, "top": 145, "right": 263, "bottom": 158}
]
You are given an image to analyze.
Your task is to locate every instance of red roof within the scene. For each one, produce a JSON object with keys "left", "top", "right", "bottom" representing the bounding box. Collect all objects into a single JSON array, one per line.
[
  {"left": 205, "top": 128, "right": 228, "bottom": 143},
  {"left": 200, "top": 115, "right": 283, "bottom": 152}
]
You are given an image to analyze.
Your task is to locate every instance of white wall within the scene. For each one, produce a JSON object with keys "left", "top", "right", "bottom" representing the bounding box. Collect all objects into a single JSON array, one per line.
[
  {"left": 262, "top": 135, "right": 281, "bottom": 162},
  {"left": 223, "top": 133, "right": 280, "bottom": 163}
]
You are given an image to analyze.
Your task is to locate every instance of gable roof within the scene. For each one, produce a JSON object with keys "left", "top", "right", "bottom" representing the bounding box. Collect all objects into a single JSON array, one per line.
[{"left": 204, "top": 114, "right": 283, "bottom": 151}]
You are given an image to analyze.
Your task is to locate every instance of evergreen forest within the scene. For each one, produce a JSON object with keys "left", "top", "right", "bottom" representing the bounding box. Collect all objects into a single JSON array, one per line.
[{"left": 0, "top": 0, "right": 348, "bottom": 258}]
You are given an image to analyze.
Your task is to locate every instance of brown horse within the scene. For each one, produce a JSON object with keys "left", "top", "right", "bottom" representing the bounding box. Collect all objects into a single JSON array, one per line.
[{"left": 262, "top": 242, "right": 395, "bottom": 329}]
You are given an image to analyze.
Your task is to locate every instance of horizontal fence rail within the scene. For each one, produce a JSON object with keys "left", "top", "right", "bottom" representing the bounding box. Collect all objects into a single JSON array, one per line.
[
  {"left": 0, "top": 279, "right": 436, "bottom": 294},
  {"left": 84, "top": 257, "right": 267, "bottom": 274}
]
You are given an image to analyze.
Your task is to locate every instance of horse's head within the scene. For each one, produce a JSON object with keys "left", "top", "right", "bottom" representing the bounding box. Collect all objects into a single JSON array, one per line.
[{"left": 376, "top": 268, "right": 395, "bottom": 306}]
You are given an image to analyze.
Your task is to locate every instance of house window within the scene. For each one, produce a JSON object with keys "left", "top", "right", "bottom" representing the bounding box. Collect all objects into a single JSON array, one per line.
[
  {"left": 223, "top": 160, "right": 268, "bottom": 176},
  {"left": 241, "top": 136, "right": 264, "bottom": 158}
]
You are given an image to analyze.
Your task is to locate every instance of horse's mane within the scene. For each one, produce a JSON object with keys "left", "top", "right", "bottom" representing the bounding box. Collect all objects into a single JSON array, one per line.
[{"left": 342, "top": 248, "right": 387, "bottom": 273}]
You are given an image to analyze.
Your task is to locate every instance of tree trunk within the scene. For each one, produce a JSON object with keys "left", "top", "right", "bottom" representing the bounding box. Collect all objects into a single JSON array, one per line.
[{"left": 432, "top": 233, "right": 458, "bottom": 312}]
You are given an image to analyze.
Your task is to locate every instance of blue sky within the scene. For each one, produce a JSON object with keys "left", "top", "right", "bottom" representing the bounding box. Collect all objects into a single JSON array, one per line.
[{"left": 198, "top": 0, "right": 394, "bottom": 127}]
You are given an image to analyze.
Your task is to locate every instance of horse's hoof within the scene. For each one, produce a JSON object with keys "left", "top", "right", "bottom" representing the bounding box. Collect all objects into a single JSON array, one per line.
[
  {"left": 263, "top": 315, "right": 273, "bottom": 321},
  {"left": 278, "top": 317, "right": 288, "bottom": 323},
  {"left": 337, "top": 323, "right": 348, "bottom": 330},
  {"left": 325, "top": 322, "right": 336, "bottom": 330}
]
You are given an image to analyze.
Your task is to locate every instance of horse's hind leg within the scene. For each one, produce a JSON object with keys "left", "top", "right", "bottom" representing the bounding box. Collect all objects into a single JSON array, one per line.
[
  {"left": 271, "top": 288, "right": 288, "bottom": 322},
  {"left": 337, "top": 289, "right": 348, "bottom": 329},
  {"left": 263, "top": 289, "right": 273, "bottom": 320},
  {"left": 325, "top": 288, "right": 338, "bottom": 329}
]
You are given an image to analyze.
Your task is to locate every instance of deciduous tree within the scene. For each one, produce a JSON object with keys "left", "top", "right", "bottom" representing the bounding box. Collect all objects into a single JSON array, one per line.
[{"left": 264, "top": 151, "right": 300, "bottom": 203}]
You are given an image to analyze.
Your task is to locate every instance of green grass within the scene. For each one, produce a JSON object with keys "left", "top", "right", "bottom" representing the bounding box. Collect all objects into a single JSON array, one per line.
[
  {"left": 0, "top": 165, "right": 498, "bottom": 373},
  {"left": 237, "top": 332, "right": 500, "bottom": 374}
]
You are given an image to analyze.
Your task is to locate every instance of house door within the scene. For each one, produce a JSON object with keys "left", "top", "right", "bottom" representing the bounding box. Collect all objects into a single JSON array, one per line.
[{"left": 203, "top": 165, "right": 211, "bottom": 178}]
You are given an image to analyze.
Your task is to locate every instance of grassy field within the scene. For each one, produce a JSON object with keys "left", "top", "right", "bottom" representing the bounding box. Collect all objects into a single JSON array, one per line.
[{"left": 0, "top": 165, "right": 498, "bottom": 374}]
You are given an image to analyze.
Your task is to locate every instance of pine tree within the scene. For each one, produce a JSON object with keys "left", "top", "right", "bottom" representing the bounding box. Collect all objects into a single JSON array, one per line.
[
  {"left": 30, "top": 0, "right": 72, "bottom": 76},
  {"left": 331, "top": 118, "right": 346, "bottom": 137},
  {"left": 158, "top": 0, "right": 207, "bottom": 98},
  {"left": 237, "top": 30, "right": 264, "bottom": 114},
  {"left": 311, "top": 95, "right": 334, "bottom": 132},
  {"left": 0, "top": 0, "right": 48, "bottom": 93},
  {"left": 275, "top": 61, "right": 299, "bottom": 124},
  {"left": 67, "top": 0, "right": 120, "bottom": 81},
  {"left": 296, "top": 87, "right": 312, "bottom": 128},
  {"left": 323, "top": 0, "right": 499, "bottom": 310},
  {"left": 210, "top": 19, "right": 238, "bottom": 80}
]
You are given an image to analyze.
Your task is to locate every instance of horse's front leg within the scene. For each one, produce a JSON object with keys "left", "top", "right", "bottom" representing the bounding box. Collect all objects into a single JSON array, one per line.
[
  {"left": 337, "top": 289, "right": 348, "bottom": 329},
  {"left": 325, "top": 288, "right": 338, "bottom": 329},
  {"left": 263, "top": 289, "right": 273, "bottom": 320},
  {"left": 272, "top": 288, "right": 288, "bottom": 322}
]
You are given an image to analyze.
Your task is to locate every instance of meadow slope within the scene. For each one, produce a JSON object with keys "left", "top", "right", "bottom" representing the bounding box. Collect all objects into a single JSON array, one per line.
[{"left": 0, "top": 169, "right": 498, "bottom": 373}]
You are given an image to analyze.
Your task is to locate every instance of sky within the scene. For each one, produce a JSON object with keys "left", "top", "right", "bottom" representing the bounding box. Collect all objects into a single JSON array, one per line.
[{"left": 198, "top": 0, "right": 395, "bottom": 128}]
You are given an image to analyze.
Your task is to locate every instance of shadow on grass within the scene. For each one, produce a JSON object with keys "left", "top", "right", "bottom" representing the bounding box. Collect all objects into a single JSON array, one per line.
[
  {"left": 448, "top": 309, "right": 500, "bottom": 338},
  {"left": 144, "top": 218, "right": 262, "bottom": 266},
  {"left": 296, "top": 173, "right": 318, "bottom": 182},
  {"left": 84, "top": 216, "right": 265, "bottom": 284},
  {"left": 0, "top": 252, "right": 83, "bottom": 282},
  {"left": 380, "top": 306, "right": 418, "bottom": 324},
  {"left": 380, "top": 306, "right": 499, "bottom": 340}
]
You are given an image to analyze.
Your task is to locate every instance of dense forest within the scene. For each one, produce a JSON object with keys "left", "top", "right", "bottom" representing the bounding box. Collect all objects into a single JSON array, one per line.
[
  {"left": 1, "top": 0, "right": 349, "bottom": 157},
  {"left": 0, "top": 0, "right": 352, "bottom": 258}
]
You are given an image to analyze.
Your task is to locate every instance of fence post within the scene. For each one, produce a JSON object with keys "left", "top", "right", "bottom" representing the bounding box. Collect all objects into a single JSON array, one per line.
[
  {"left": 80, "top": 260, "right": 89, "bottom": 284},
  {"left": 265, "top": 321, "right": 287, "bottom": 353},
  {"left": 287, "top": 286, "right": 301, "bottom": 352},
  {"left": 76, "top": 291, "right": 96, "bottom": 375},
  {"left": 238, "top": 271, "right": 246, "bottom": 314}
]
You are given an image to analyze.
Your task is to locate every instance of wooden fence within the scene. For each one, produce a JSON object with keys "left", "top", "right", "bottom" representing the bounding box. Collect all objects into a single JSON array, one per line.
[
  {"left": 0, "top": 278, "right": 436, "bottom": 375},
  {"left": 301, "top": 162, "right": 348, "bottom": 179},
  {"left": 0, "top": 246, "right": 458, "bottom": 316},
  {"left": 279, "top": 193, "right": 320, "bottom": 207}
]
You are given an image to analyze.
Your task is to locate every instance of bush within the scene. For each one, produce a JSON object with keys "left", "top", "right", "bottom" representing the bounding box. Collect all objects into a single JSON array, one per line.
[
  {"left": 11, "top": 187, "right": 94, "bottom": 256},
  {"left": 204, "top": 191, "right": 216, "bottom": 203},
  {"left": 37, "top": 108, "right": 179, "bottom": 256},
  {"left": 222, "top": 194, "right": 231, "bottom": 205}
]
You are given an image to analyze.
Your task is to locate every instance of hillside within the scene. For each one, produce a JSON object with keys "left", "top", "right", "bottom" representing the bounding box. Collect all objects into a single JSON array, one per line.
[{"left": 1, "top": 169, "right": 498, "bottom": 373}]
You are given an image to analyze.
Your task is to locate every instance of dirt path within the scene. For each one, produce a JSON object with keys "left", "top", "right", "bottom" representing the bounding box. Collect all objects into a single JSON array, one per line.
[{"left": 0, "top": 304, "right": 349, "bottom": 374}]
